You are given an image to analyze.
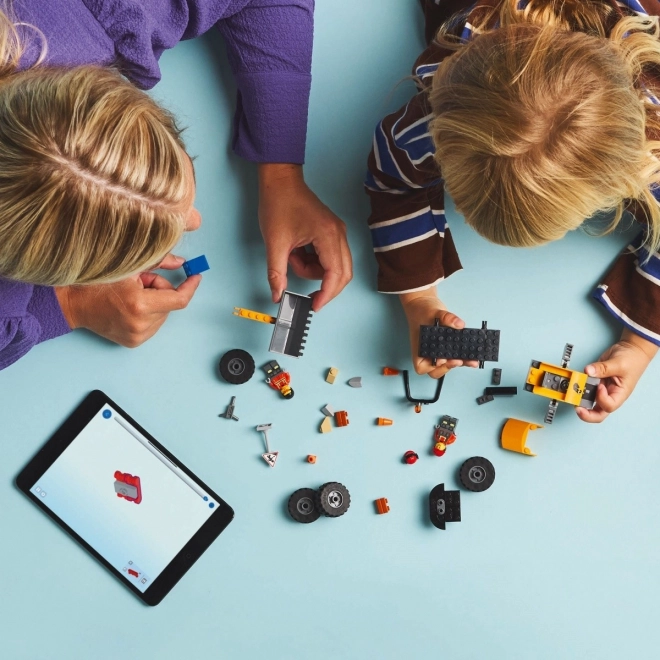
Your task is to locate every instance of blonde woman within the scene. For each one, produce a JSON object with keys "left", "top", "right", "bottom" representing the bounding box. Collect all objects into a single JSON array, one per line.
[
  {"left": 0, "top": 1, "right": 352, "bottom": 370},
  {"left": 366, "top": 0, "right": 660, "bottom": 423}
]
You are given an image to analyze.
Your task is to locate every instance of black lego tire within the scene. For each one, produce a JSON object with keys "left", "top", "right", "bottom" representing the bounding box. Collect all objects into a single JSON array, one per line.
[
  {"left": 315, "top": 482, "right": 351, "bottom": 518},
  {"left": 218, "top": 349, "right": 255, "bottom": 385},
  {"left": 459, "top": 457, "right": 495, "bottom": 493},
  {"left": 288, "top": 488, "right": 321, "bottom": 523}
]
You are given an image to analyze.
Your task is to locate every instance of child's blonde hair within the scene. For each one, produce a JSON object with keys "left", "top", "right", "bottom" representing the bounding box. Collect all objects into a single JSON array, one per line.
[
  {"left": 0, "top": 10, "right": 189, "bottom": 286},
  {"left": 429, "top": 0, "right": 660, "bottom": 252}
]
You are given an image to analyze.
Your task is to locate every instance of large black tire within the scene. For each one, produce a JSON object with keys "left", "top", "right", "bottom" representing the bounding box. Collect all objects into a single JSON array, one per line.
[
  {"left": 459, "top": 457, "right": 495, "bottom": 492},
  {"left": 316, "top": 482, "right": 351, "bottom": 518},
  {"left": 288, "top": 488, "right": 321, "bottom": 523},
  {"left": 218, "top": 349, "right": 255, "bottom": 385}
]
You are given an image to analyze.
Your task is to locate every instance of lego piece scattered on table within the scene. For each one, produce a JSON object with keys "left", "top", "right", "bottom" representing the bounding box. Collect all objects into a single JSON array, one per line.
[
  {"left": 307, "top": 454, "right": 317, "bottom": 464},
  {"left": 256, "top": 423, "right": 279, "bottom": 467},
  {"left": 459, "top": 457, "right": 496, "bottom": 492},
  {"left": 492, "top": 368, "right": 502, "bottom": 386},
  {"left": 219, "top": 396, "right": 238, "bottom": 421},
  {"left": 501, "top": 418, "right": 542, "bottom": 456},
  {"left": 374, "top": 498, "right": 390, "bottom": 514},
  {"left": 476, "top": 394, "right": 495, "bottom": 405},
  {"left": 403, "top": 450, "right": 419, "bottom": 465},
  {"left": 114, "top": 471, "right": 142, "bottom": 504},
  {"left": 429, "top": 484, "right": 461, "bottom": 530},
  {"left": 347, "top": 377, "right": 362, "bottom": 388},
  {"left": 335, "top": 411, "right": 349, "bottom": 427},
  {"left": 403, "top": 370, "right": 445, "bottom": 413},
  {"left": 326, "top": 367, "right": 339, "bottom": 384},
  {"left": 319, "top": 417, "right": 333, "bottom": 434},
  {"left": 262, "top": 360, "right": 294, "bottom": 399},
  {"left": 433, "top": 415, "right": 457, "bottom": 457},
  {"left": 233, "top": 291, "right": 313, "bottom": 358},
  {"left": 376, "top": 417, "right": 393, "bottom": 426},
  {"left": 524, "top": 343, "right": 600, "bottom": 424},
  {"left": 321, "top": 404, "right": 335, "bottom": 417},
  {"left": 218, "top": 349, "right": 255, "bottom": 385},
  {"left": 484, "top": 386, "right": 518, "bottom": 397},
  {"left": 182, "top": 254, "right": 210, "bottom": 277},
  {"left": 382, "top": 367, "right": 400, "bottom": 376},
  {"left": 288, "top": 488, "right": 321, "bottom": 523},
  {"left": 316, "top": 482, "right": 351, "bottom": 517},
  {"left": 419, "top": 319, "right": 500, "bottom": 368}
]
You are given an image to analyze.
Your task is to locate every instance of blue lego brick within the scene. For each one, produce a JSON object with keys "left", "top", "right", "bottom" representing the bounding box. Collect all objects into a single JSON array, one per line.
[{"left": 182, "top": 255, "right": 210, "bottom": 277}]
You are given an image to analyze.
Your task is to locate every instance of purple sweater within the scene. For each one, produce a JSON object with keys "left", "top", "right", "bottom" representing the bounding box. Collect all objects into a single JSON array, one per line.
[{"left": 0, "top": 0, "right": 314, "bottom": 370}]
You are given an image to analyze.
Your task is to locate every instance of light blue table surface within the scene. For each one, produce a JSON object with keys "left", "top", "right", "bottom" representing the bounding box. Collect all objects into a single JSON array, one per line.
[{"left": 2, "top": 2, "right": 659, "bottom": 658}]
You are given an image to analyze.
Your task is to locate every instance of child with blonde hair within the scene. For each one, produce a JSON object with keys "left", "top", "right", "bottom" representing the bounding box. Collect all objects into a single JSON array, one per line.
[
  {"left": 0, "top": 1, "right": 351, "bottom": 370},
  {"left": 366, "top": 0, "right": 660, "bottom": 423}
]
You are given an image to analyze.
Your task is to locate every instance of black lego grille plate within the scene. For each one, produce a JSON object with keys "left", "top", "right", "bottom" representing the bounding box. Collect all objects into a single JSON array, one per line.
[{"left": 418, "top": 325, "right": 500, "bottom": 362}]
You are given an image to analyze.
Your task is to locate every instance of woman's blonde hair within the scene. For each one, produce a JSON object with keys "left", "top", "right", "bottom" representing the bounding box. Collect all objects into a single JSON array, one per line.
[
  {"left": 429, "top": 0, "right": 660, "bottom": 252},
  {"left": 0, "top": 9, "right": 189, "bottom": 286}
]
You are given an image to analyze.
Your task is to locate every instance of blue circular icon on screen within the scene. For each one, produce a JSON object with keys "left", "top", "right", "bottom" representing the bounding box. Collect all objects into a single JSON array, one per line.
[
  {"left": 203, "top": 496, "right": 208, "bottom": 501},
  {"left": 102, "top": 410, "right": 112, "bottom": 419},
  {"left": 209, "top": 503, "right": 215, "bottom": 509}
]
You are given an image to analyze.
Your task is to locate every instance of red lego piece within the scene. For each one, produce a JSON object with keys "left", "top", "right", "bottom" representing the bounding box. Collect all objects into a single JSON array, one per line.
[
  {"left": 335, "top": 411, "right": 349, "bottom": 427},
  {"left": 432, "top": 442, "right": 447, "bottom": 457},
  {"left": 375, "top": 498, "right": 390, "bottom": 514},
  {"left": 114, "top": 470, "right": 142, "bottom": 504},
  {"left": 403, "top": 450, "right": 419, "bottom": 464}
]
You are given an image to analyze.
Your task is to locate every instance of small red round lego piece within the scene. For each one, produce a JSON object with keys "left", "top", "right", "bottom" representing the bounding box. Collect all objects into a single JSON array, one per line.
[{"left": 403, "top": 451, "right": 419, "bottom": 465}]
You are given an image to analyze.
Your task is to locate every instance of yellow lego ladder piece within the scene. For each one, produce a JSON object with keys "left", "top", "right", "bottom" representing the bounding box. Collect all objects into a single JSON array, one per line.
[{"left": 232, "top": 307, "right": 276, "bottom": 324}]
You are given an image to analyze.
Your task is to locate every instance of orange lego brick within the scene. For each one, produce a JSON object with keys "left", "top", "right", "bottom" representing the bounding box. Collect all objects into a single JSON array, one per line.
[
  {"left": 335, "top": 411, "right": 349, "bottom": 427},
  {"left": 382, "top": 367, "right": 400, "bottom": 376},
  {"left": 375, "top": 498, "right": 390, "bottom": 514},
  {"left": 376, "top": 417, "right": 393, "bottom": 426},
  {"left": 307, "top": 454, "right": 317, "bottom": 464}
]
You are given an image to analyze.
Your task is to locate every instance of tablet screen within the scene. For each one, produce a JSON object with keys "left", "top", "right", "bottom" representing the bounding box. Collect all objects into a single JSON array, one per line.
[{"left": 29, "top": 404, "right": 218, "bottom": 593}]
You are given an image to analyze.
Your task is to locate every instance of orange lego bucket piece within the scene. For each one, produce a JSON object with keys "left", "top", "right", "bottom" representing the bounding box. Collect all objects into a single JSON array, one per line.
[{"left": 501, "top": 418, "right": 543, "bottom": 456}]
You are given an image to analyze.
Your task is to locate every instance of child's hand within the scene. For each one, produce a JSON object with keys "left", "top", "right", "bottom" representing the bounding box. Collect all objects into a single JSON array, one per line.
[
  {"left": 54, "top": 257, "right": 201, "bottom": 348},
  {"left": 258, "top": 163, "right": 352, "bottom": 312},
  {"left": 400, "top": 287, "right": 478, "bottom": 379},
  {"left": 577, "top": 329, "right": 658, "bottom": 423}
]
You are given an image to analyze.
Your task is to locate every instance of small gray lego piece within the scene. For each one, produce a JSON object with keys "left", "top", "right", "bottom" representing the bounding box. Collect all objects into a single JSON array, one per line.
[
  {"left": 321, "top": 404, "right": 335, "bottom": 417},
  {"left": 220, "top": 396, "right": 239, "bottom": 421},
  {"left": 114, "top": 481, "right": 138, "bottom": 499},
  {"left": 476, "top": 394, "right": 495, "bottom": 405},
  {"left": 347, "top": 377, "right": 362, "bottom": 388},
  {"left": 492, "top": 368, "right": 502, "bottom": 386}
]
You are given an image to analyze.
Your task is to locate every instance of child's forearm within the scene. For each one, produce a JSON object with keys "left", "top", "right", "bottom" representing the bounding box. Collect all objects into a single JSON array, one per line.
[
  {"left": 621, "top": 327, "right": 659, "bottom": 361},
  {"left": 399, "top": 285, "right": 440, "bottom": 308}
]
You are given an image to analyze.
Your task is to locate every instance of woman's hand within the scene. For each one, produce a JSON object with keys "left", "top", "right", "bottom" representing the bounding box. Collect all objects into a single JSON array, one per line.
[
  {"left": 258, "top": 163, "right": 352, "bottom": 312},
  {"left": 577, "top": 328, "right": 658, "bottom": 423},
  {"left": 400, "top": 287, "right": 478, "bottom": 379},
  {"left": 54, "top": 254, "right": 201, "bottom": 348}
]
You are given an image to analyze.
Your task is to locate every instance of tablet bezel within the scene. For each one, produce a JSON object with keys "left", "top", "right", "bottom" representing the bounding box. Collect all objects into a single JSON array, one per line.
[{"left": 16, "top": 389, "right": 235, "bottom": 606}]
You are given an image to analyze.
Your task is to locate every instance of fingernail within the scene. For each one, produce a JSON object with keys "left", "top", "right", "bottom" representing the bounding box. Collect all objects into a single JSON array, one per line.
[
  {"left": 585, "top": 365, "right": 595, "bottom": 376},
  {"left": 174, "top": 256, "right": 185, "bottom": 265}
]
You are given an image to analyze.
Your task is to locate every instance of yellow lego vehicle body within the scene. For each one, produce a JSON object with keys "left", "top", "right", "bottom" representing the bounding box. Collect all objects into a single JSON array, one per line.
[
  {"left": 524, "top": 344, "right": 600, "bottom": 424},
  {"left": 525, "top": 361, "right": 589, "bottom": 406}
]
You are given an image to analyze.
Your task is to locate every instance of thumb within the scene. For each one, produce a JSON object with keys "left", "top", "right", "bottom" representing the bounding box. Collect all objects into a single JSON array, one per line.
[
  {"left": 585, "top": 358, "right": 621, "bottom": 379},
  {"left": 265, "top": 239, "right": 290, "bottom": 303},
  {"left": 435, "top": 309, "right": 465, "bottom": 329}
]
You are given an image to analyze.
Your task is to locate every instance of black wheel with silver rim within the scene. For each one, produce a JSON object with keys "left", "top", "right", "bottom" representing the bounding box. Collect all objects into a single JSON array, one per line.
[
  {"left": 288, "top": 488, "right": 321, "bottom": 523},
  {"left": 459, "top": 457, "right": 495, "bottom": 493},
  {"left": 316, "top": 482, "right": 351, "bottom": 518},
  {"left": 218, "top": 349, "right": 255, "bottom": 385}
]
